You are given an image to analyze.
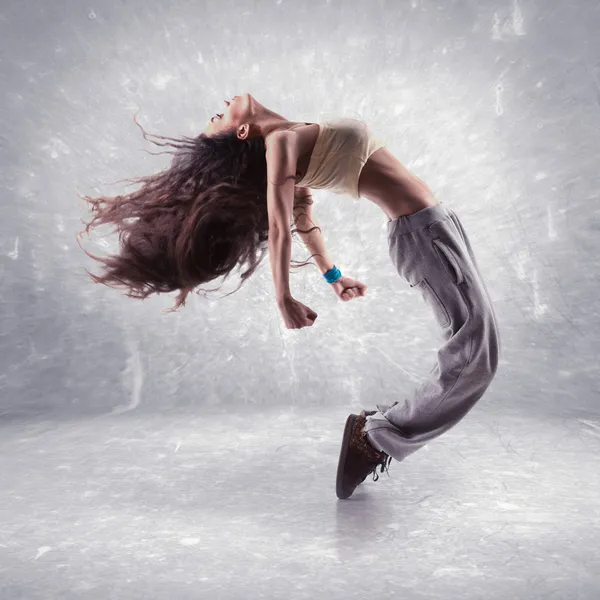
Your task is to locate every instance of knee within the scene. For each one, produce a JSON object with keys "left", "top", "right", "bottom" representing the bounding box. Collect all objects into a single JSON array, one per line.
[
  {"left": 472, "top": 314, "right": 500, "bottom": 380},
  {"left": 481, "top": 350, "right": 499, "bottom": 382}
]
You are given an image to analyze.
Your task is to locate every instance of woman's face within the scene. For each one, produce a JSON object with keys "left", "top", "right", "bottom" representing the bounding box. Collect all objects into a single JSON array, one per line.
[{"left": 203, "top": 93, "right": 251, "bottom": 138}]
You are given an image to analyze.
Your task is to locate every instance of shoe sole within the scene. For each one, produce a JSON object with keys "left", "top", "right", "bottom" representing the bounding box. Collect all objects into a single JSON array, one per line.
[{"left": 336, "top": 413, "right": 358, "bottom": 500}]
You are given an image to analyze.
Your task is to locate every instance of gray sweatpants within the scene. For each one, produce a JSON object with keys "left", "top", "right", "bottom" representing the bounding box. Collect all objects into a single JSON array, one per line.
[{"left": 363, "top": 203, "right": 501, "bottom": 462}]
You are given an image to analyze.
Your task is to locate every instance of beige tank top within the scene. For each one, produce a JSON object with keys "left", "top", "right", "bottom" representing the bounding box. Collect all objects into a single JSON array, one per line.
[{"left": 296, "top": 117, "right": 386, "bottom": 200}]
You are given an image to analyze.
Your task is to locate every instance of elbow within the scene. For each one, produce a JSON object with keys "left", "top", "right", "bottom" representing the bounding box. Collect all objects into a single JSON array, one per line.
[{"left": 268, "top": 221, "right": 292, "bottom": 239}]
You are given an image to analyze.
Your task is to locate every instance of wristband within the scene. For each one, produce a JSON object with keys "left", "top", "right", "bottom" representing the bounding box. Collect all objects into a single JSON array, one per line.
[{"left": 323, "top": 265, "right": 342, "bottom": 284}]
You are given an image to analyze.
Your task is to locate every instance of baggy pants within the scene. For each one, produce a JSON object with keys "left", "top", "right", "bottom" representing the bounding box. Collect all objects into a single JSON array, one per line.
[{"left": 363, "top": 203, "right": 501, "bottom": 462}]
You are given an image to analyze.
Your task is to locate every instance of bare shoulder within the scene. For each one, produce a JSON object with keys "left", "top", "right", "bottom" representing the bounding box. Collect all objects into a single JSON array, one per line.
[
  {"left": 264, "top": 128, "right": 299, "bottom": 153},
  {"left": 264, "top": 130, "right": 301, "bottom": 186}
]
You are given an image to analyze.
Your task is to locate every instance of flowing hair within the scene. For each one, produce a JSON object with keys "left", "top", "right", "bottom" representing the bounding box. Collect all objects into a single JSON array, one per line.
[{"left": 78, "top": 115, "right": 318, "bottom": 311}]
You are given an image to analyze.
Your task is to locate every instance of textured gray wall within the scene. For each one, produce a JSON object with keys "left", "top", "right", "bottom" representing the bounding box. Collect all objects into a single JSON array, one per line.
[
  {"left": 2, "top": 0, "right": 597, "bottom": 420},
  {"left": 1, "top": 1, "right": 600, "bottom": 598}
]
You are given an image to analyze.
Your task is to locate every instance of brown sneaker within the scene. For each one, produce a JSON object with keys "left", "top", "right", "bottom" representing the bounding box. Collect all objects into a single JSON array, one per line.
[{"left": 336, "top": 413, "right": 392, "bottom": 500}]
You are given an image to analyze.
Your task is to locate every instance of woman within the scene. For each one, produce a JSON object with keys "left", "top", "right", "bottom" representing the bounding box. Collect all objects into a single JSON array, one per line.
[{"left": 80, "top": 92, "right": 500, "bottom": 500}]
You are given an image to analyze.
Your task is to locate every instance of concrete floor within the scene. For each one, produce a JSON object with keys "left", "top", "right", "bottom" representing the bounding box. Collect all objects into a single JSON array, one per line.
[{"left": 1, "top": 406, "right": 599, "bottom": 599}]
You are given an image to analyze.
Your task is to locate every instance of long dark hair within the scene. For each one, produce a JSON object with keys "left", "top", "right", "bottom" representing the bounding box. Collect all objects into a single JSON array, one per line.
[{"left": 78, "top": 116, "right": 318, "bottom": 311}]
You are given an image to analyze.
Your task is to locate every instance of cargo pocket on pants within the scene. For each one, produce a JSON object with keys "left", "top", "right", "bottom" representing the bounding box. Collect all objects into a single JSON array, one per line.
[
  {"left": 432, "top": 238, "right": 464, "bottom": 285},
  {"left": 411, "top": 279, "right": 451, "bottom": 329}
]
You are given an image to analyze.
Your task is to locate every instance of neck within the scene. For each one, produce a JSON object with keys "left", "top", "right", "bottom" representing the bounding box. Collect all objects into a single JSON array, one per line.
[{"left": 252, "top": 107, "right": 298, "bottom": 139}]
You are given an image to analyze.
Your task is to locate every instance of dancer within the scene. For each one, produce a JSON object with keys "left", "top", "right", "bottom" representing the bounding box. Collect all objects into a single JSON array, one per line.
[{"left": 79, "top": 93, "right": 500, "bottom": 500}]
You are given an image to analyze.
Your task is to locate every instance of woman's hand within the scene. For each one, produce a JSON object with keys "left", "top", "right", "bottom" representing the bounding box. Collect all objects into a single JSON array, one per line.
[
  {"left": 277, "top": 296, "right": 318, "bottom": 330},
  {"left": 330, "top": 276, "right": 368, "bottom": 302}
]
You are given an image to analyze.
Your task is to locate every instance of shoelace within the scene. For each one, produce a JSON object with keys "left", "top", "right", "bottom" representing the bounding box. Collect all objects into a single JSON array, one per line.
[{"left": 371, "top": 454, "right": 393, "bottom": 482}]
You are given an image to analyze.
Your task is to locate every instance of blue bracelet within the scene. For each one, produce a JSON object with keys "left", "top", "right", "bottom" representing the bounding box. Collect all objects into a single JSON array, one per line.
[{"left": 323, "top": 265, "right": 342, "bottom": 284}]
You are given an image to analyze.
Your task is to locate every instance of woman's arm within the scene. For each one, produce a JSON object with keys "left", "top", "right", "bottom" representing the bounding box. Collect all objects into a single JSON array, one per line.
[
  {"left": 293, "top": 188, "right": 335, "bottom": 275},
  {"left": 265, "top": 133, "right": 319, "bottom": 329},
  {"left": 265, "top": 131, "right": 298, "bottom": 303},
  {"left": 294, "top": 187, "right": 367, "bottom": 305}
]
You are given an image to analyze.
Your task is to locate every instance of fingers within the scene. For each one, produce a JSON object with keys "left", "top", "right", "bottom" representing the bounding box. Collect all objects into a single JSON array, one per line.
[
  {"left": 342, "top": 286, "right": 367, "bottom": 301},
  {"left": 303, "top": 312, "right": 317, "bottom": 327},
  {"left": 281, "top": 300, "right": 318, "bottom": 329},
  {"left": 285, "top": 314, "right": 318, "bottom": 329},
  {"left": 286, "top": 320, "right": 316, "bottom": 330},
  {"left": 356, "top": 282, "right": 368, "bottom": 295}
]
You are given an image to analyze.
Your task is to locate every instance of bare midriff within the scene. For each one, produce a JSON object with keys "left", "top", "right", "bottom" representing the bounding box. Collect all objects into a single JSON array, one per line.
[{"left": 288, "top": 122, "right": 439, "bottom": 221}]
